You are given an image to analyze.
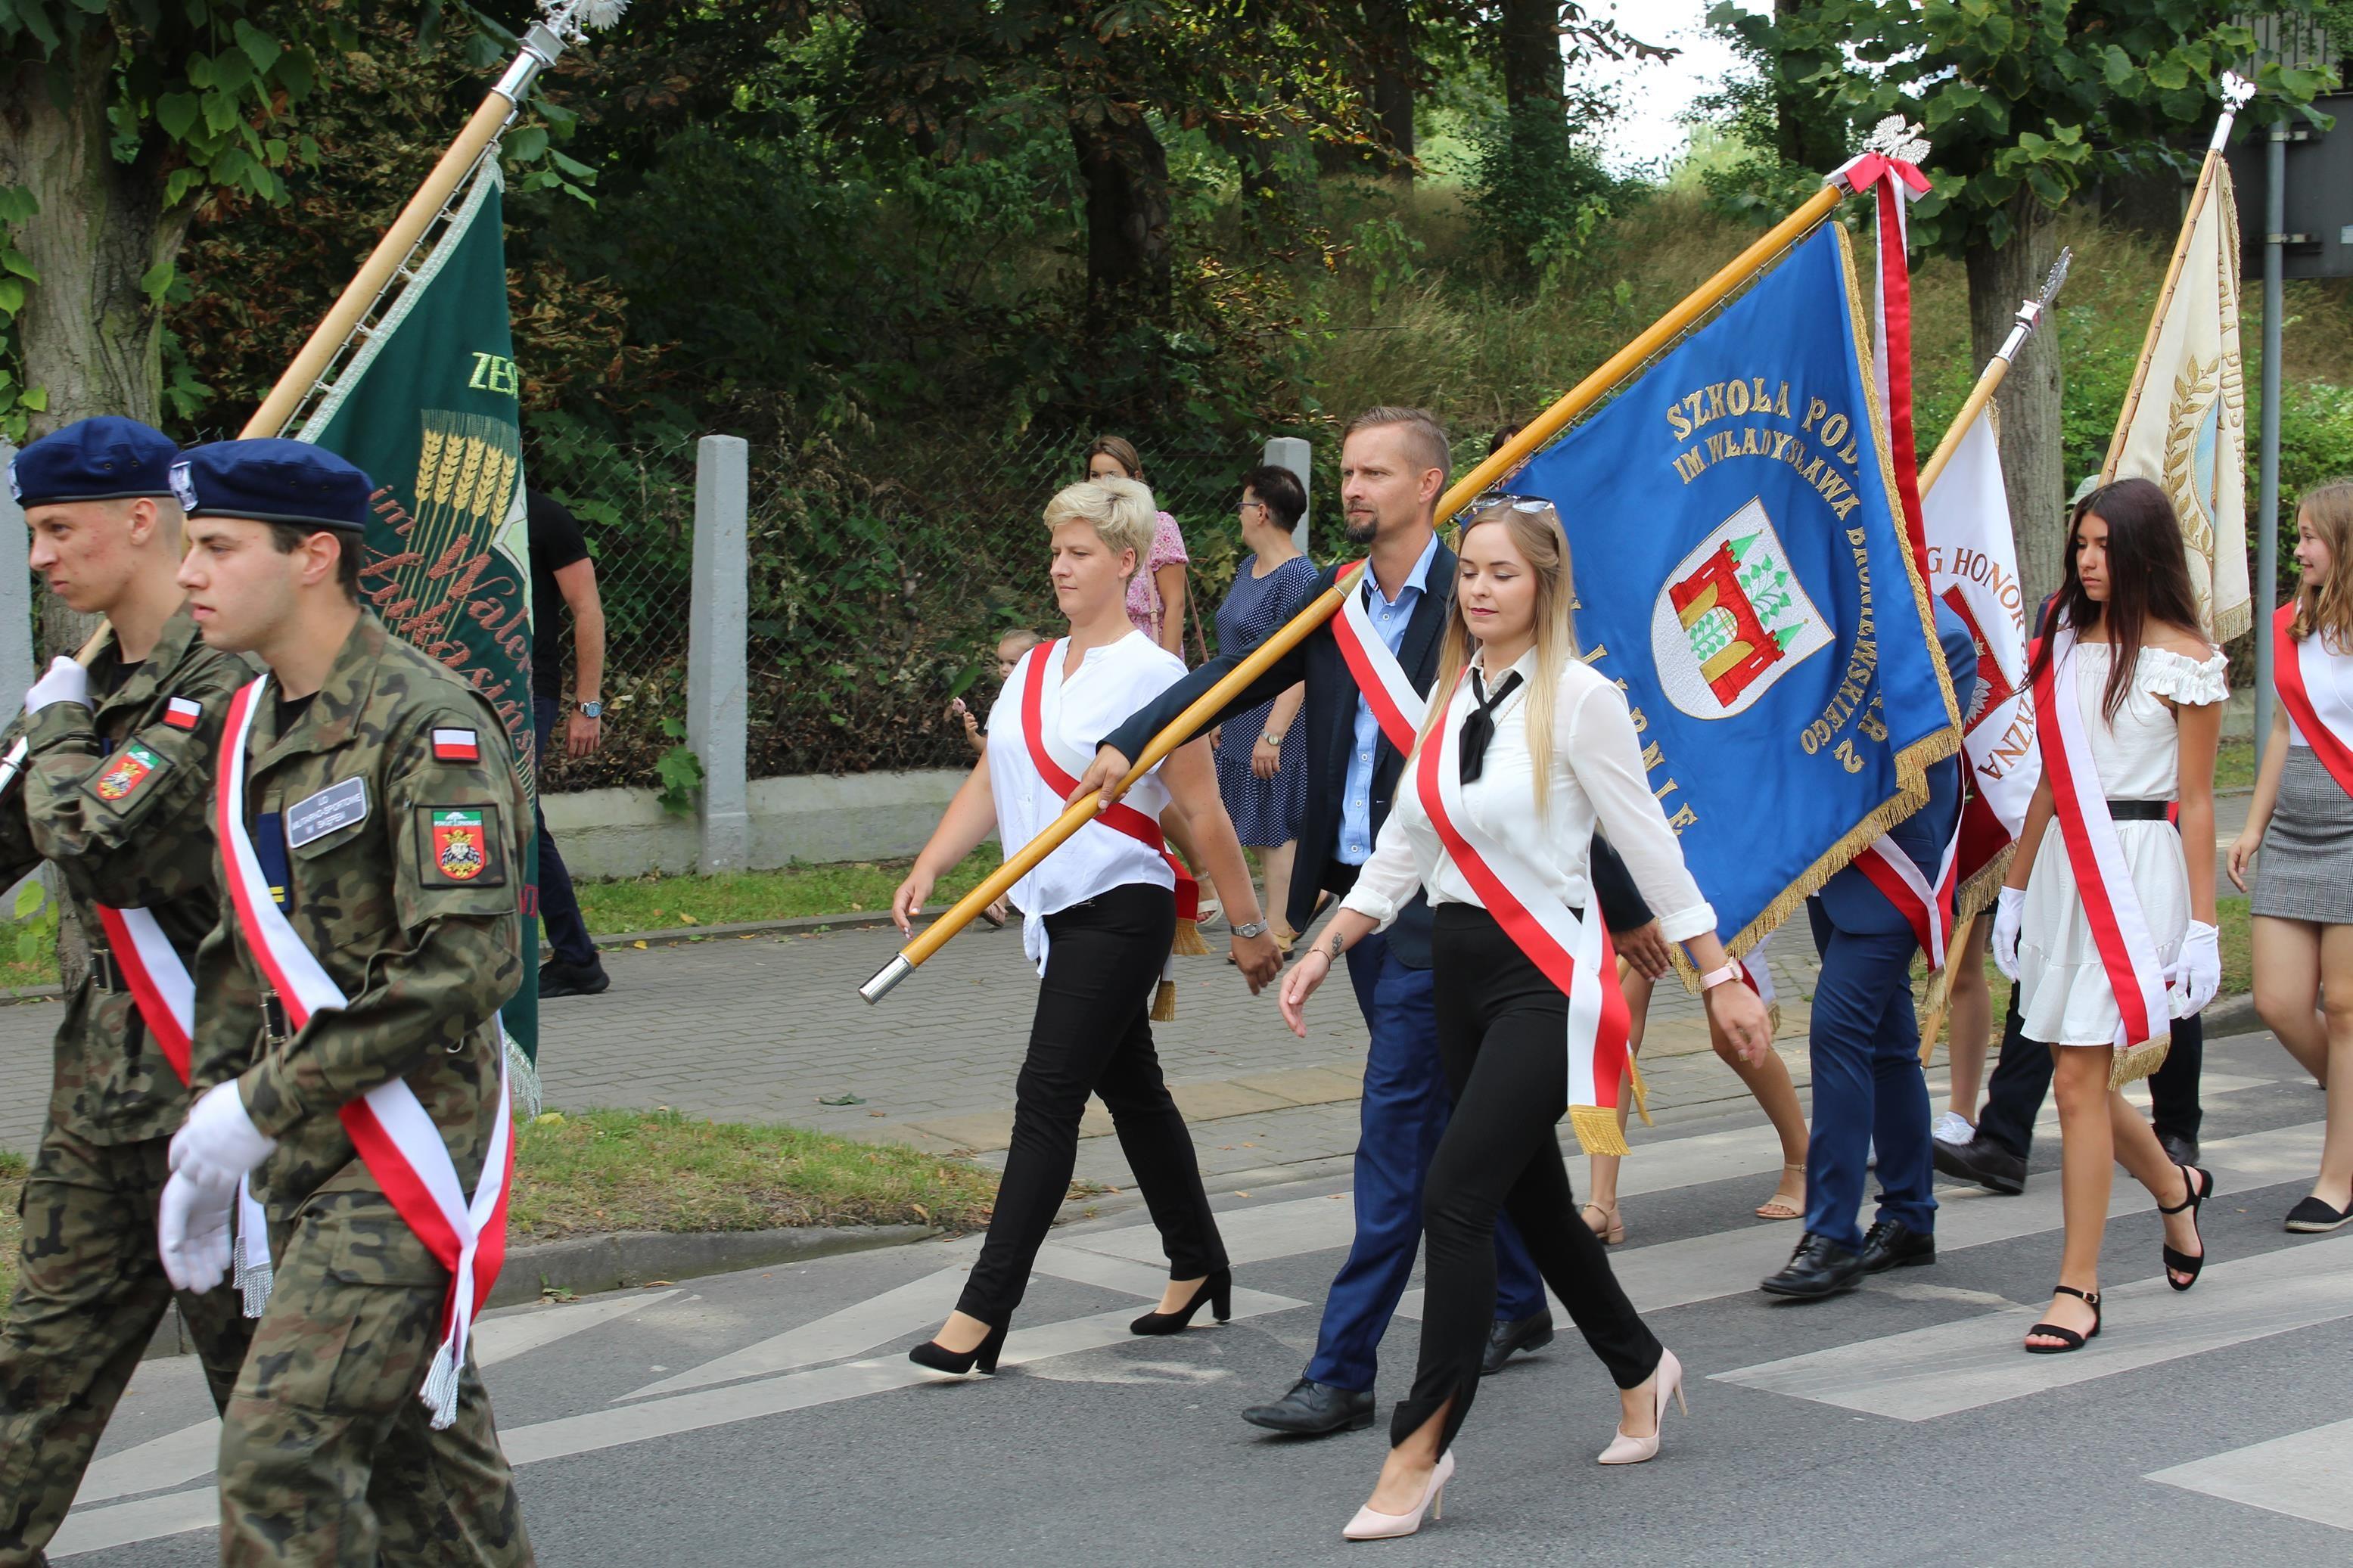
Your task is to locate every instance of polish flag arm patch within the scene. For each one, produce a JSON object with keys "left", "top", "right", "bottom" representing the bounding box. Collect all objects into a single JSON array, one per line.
[
  {"left": 431, "top": 728, "right": 480, "bottom": 763},
  {"left": 163, "top": 697, "right": 202, "bottom": 730}
]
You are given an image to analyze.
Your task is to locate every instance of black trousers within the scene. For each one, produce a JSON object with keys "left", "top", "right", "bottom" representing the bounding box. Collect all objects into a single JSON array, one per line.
[
  {"left": 956, "top": 882, "right": 1227, "bottom": 1324},
  {"left": 1975, "top": 986, "right": 2204, "bottom": 1160},
  {"left": 1395, "top": 905, "right": 1661, "bottom": 1450}
]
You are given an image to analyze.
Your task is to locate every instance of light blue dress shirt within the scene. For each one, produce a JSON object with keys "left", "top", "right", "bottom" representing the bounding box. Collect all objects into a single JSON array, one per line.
[{"left": 1338, "top": 532, "right": 1441, "bottom": 865}]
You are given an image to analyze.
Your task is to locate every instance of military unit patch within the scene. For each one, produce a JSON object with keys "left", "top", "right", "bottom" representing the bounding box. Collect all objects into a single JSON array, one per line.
[
  {"left": 163, "top": 696, "right": 202, "bottom": 731},
  {"left": 92, "top": 741, "right": 163, "bottom": 803},
  {"left": 431, "top": 728, "right": 480, "bottom": 762},
  {"left": 432, "top": 809, "right": 489, "bottom": 880}
]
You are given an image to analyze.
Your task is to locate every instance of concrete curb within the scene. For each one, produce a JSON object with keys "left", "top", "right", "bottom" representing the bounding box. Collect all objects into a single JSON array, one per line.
[{"left": 583, "top": 906, "right": 990, "bottom": 953}]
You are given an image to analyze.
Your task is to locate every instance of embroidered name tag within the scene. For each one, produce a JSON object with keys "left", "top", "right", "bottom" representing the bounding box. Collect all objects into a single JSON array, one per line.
[
  {"left": 93, "top": 742, "right": 163, "bottom": 802},
  {"left": 285, "top": 778, "right": 369, "bottom": 848}
]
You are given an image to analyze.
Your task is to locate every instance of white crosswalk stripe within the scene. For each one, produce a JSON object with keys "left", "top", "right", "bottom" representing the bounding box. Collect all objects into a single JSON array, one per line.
[{"left": 2147, "top": 1418, "right": 2353, "bottom": 1534}]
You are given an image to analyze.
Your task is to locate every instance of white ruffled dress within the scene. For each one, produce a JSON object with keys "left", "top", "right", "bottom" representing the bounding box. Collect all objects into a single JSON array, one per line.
[{"left": 2017, "top": 644, "right": 2228, "bottom": 1048}]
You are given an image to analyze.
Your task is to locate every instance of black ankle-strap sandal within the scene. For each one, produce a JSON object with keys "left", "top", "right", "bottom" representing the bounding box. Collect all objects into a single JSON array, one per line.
[
  {"left": 2023, "top": 1284, "right": 2102, "bottom": 1355},
  {"left": 2159, "top": 1163, "right": 2212, "bottom": 1291}
]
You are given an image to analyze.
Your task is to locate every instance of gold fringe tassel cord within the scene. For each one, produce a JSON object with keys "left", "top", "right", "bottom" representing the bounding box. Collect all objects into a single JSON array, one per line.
[
  {"left": 1569, "top": 1104, "right": 1632, "bottom": 1157},
  {"left": 1622, "top": 1053, "right": 1655, "bottom": 1129},
  {"left": 1152, "top": 978, "right": 1179, "bottom": 1023},
  {"left": 1170, "top": 919, "right": 1211, "bottom": 958},
  {"left": 2108, "top": 1037, "right": 2171, "bottom": 1091}
]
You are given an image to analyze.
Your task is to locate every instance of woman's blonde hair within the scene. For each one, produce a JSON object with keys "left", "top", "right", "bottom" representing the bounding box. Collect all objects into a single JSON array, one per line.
[
  {"left": 2290, "top": 479, "right": 2353, "bottom": 651},
  {"left": 1043, "top": 477, "right": 1157, "bottom": 580},
  {"left": 1411, "top": 499, "right": 1580, "bottom": 815}
]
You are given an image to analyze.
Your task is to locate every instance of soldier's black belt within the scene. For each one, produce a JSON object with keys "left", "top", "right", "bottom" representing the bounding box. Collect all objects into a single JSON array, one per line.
[
  {"left": 2106, "top": 800, "right": 2173, "bottom": 821},
  {"left": 85, "top": 946, "right": 123, "bottom": 995},
  {"left": 262, "top": 992, "right": 291, "bottom": 1045}
]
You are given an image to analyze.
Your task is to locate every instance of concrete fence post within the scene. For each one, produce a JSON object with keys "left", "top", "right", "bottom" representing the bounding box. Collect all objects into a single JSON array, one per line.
[
  {"left": 0, "top": 438, "right": 46, "bottom": 918},
  {"left": 1263, "top": 436, "right": 1313, "bottom": 554},
  {"left": 687, "top": 435, "right": 751, "bottom": 871}
]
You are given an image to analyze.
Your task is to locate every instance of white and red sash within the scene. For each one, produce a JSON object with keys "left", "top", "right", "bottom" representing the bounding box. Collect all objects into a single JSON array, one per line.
[
  {"left": 98, "top": 902, "right": 274, "bottom": 1313},
  {"left": 2032, "top": 630, "right": 2171, "bottom": 1051},
  {"left": 1329, "top": 560, "right": 1427, "bottom": 753},
  {"left": 1416, "top": 668, "right": 1633, "bottom": 1154},
  {"left": 1855, "top": 831, "right": 1960, "bottom": 969},
  {"left": 2273, "top": 602, "right": 2353, "bottom": 797},
  {"left": 216, "top": 676, "right": 512, "bottom": 1428}
]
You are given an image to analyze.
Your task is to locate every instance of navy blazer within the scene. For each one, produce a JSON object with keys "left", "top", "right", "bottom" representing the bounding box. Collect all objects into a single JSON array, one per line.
[
  {"left": 1099, "top": 539, "right": 1649, "bottom": 967},
  {"left": 1813, "top": 599, "right": 1981, "bottom": 937}
]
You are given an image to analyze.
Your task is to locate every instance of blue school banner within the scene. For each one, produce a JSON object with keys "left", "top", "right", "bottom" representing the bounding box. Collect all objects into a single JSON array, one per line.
[{"left": 1509, "top": 224, "right": 1959, "bottom": 952}]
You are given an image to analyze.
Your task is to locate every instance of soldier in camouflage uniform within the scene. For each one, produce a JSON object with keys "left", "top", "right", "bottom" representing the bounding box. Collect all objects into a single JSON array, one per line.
[
  {"left": 159, "top": 440, "right": 533, "bottom": 1566},
  {"left": 0, "top": 418, "right": 258, "bottom": 1567}
]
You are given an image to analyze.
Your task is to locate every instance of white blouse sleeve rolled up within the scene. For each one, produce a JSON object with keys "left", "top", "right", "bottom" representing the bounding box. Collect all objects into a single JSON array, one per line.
[{"left": 1336, "top": 651, "right": 1716, "bottom": 942}]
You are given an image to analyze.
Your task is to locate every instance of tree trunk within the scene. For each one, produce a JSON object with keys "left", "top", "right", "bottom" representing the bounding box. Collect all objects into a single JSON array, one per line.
[
  {"left": 1369, "top": 0, "right": 1416, "bottom": 183},
  {"left": 1499, "top": 0, "right": 1563, "bottom": 114},
  {"left": 1070, "top": 107, "right": 1173, "bottom": 329},
  {"left": 1967, "top": 194, "right": 2066, "bottom": 616}
]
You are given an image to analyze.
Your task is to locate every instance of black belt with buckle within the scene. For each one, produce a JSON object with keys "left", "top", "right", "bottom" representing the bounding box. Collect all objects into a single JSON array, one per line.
[
  {"left": 86, "top": 946, "right": 123, "bottom": 995},
  {"left": 261, "top": 991, "right": 291, "bottom": 1046},
  {"left": 2106, "top": 799, "right": 2173, "bottom": 821}
]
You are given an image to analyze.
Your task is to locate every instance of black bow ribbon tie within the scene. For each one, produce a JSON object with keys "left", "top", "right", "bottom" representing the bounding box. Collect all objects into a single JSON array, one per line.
[{"left": 1459, "top": 668, "right": 1524, "bottom": 786}]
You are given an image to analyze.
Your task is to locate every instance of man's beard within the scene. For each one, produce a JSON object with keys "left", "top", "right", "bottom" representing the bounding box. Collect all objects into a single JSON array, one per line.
[{"left": 1344, "top": 513, "right": 1378, "bottom": 545}]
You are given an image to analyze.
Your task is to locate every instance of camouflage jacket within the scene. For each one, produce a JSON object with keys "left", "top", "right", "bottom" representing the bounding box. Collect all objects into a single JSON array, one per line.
[
  {"left": 0, "top": 608, "right": 250, "bottom": 1144},
  {"left": 190, "top": 611, "right": 527, "bottom": 1211}
]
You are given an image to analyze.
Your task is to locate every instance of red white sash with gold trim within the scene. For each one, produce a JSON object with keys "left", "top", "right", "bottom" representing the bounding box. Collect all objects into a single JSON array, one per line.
[
  {"left": 1414, "top": 668, "right": 1634, "bottom": 1154},
  {"left": 1329, "top": 560, "right": 1427, "bottom": 753},
  {"left": 216, "top": 675, "right": 512, "bottom": 1427},
  {"left": 2272, "top": 602, "right": 2353, "bottom": 798},
  {"left": 2031, "top": 630, "right": 2170, "bottom": 1051},
  {"left": 1855, "top": 832, "right": 1960, "bottom": 969}
]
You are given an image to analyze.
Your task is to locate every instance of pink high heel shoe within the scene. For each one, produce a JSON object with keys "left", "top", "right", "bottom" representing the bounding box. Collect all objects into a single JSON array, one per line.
[
  {"left": 1341, "top": 1450, "right": 1455, "bottom": 1541},
  {"left": 1597, "top": 1348, "right": 1686, "bottom": 1465}
]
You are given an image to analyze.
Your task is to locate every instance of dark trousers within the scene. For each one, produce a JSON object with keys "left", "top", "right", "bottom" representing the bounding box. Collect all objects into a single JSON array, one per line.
[
  {"left": 532, "top": 695, "right": 596, "bottom": 969},
  {"left": 1803, "top": 901, "right": 1936, "bottom": 1252},
  {"left": 1394, "top": 905, "right": 1660, "bottom": 1451},
  {"left": 1975, "top": 988, "right": 2204, "bottom": 1160},
  {"left": 1304, "top": 931, "right": 1546, "bottom": 1392},
  {"left": 956, "top": 883, "right": 1226, "bottom": 1324}
]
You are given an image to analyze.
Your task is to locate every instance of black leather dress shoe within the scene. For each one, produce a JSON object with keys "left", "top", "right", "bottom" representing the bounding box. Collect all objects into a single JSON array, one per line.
[
  {"left": 1932, "top": 1132, "right": 2026, "bottom": 1195},
  {"left": 2157, "top": 1130, "right": 2200, "bottom": 1169},
  {"left": 1759, "top": 1232, "right": 1864, "bottom": 1299},
  {"left": 1240, "top": 1377, "right": 1375, "bottom": 1436},
  {"left": 1479, "top": 1310, "right": 1556, "bottom": 1375},
  {"left": 1859, "top": 1218, "right": 1936, "bottom": 1273}
]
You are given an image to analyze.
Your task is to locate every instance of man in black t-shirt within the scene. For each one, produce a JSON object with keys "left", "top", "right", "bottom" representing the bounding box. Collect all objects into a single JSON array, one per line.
[{"left": 528, "top": 488, "right": 611, "bottom": 997}]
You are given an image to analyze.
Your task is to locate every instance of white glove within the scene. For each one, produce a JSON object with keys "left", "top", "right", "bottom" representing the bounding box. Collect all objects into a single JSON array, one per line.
[
  {"left": 2173, "top": 920, "right": 2221, "bottom": 1014},
  {"left": 23, "top": 655, "right": 88, "bottom": 716},
  {"left": 1991, "top": 886, "right": 2025, "bottom": 982},
  {"left": 169, "top": 1081, "right": 276, "bottom": 1184},
  {"left": 157, "top": 1165, "right": 238, "bottom": 1293}
]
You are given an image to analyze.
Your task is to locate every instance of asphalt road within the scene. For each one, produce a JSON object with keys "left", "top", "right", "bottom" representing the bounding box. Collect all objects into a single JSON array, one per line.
[{"left": 51, "top": 1029, "right": 2352, "bottom": 1567}]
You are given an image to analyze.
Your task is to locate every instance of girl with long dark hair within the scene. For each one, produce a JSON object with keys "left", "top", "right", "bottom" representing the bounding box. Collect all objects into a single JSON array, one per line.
[{"left": 1992, "top": 477, "right": 2225, "bottom": 1352}]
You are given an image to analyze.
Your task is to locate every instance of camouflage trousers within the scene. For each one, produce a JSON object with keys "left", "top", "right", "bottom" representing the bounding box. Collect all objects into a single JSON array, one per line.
[
  {"left": 218, "top": 1189, "right": 532, "bottom": 1566},
  {"left": 0, "top": 1122, "right": 253, "bottom": 1567}
]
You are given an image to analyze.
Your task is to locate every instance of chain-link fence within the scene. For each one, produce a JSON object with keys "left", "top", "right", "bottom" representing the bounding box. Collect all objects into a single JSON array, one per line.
[{"left": 522, "top": 418, "right": 1283, "bottom": 794}]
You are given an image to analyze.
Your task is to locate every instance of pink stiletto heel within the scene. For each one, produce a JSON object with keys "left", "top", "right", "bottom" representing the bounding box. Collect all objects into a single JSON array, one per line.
[
  {"left": 1598, "top": 1348, "right": 1686, "bottom": 1465},
  {"left": 1341, "top": 1450, "right": 1455, "bottom": 1541}
]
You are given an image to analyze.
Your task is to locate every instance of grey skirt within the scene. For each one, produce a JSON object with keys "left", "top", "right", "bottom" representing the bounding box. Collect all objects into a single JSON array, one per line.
[{"left": 2252, "top": 747, "right": 2353, "bottom": 923}]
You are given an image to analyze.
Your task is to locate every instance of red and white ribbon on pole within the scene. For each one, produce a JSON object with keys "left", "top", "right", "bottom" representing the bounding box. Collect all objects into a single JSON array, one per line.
[
  {"left": 1415, "top": 669, "right": 1633, "bottom": 1154},
  {"left": 2272, "top": 602, "right": 2353, "bottom": 798},
  {"left": 1329, "top": 560, "right": 1428, "bottom": 753},
  {"left": 2031, "top": 629, "right": 2171, "bottom": 1053},
  {"left": 1842, "top": 147, "right": 1935, "bottom": 579},
  {"left": 98, "top": 901, "right": 275, "bottom": 1314},
  {"left": 216, "top": 675, "right": 511, "bottom": 1429}
]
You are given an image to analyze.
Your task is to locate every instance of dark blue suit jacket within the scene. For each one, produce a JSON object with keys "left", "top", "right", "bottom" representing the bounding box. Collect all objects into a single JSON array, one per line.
[{"left": 1813, "top": 599, "right": 1980, "bottom": 937}]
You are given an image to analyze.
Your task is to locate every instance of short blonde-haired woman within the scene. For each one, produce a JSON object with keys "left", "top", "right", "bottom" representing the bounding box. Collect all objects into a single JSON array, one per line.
[
  {"left": 2230, "top": 479, "right": 2353, "bottom": 1232},
  {"left": 892, "top": 479, "right": 1280, "bottom": 1374},
  {"left": 1279, "top": 499, "right": 1771, "bottom": 1539}
]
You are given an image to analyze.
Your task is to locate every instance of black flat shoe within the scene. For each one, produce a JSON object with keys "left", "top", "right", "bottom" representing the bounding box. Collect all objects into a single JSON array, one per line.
[
  {"left": 1480, "top": 1309, "right": 1556, "bottom": 1375},
  {"left": 1858, "top": 1218, "right": 1936, "bottom": 1273},
  {"left": 2285, "top": 1194, "right": 2353, "bottom": 1233},
  {"left": 1759, "top": 1232, "right": 1863, "bottom": 1299},
  {"left": 909, "top": 1319, "right": 1008, "bottom": 1375},
  {"left": 1241, "top": 1377, "right": 1374, "bottom": 1436},
  {"left": 1932, "top": 1133, "right": 2026, "bottom": 1195},
  {"left": 538, "top": 958, "right": 610, "bottom": 998},
  {"left": 2023, "top": 1284, "right": 2101, "bottom": 1354},
  {"left": 1130, "top": 1268, "right": 1231, "bottom": 1335},
  {"left": 2159, "top": 1163, "right": 2212, "bottom": 1291}
]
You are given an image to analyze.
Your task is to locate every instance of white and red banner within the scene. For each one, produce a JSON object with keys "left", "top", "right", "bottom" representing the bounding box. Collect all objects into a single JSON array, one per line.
[
  {"left": 2272, "top": 603, "right": 2353, "bottom": 798},
  {"left": 2032, "top": 630, "right": 2171, "bottom": 1053},
  {"left": 216, "top": 676, "right": 512, "bottom": 1428},
  {"left": 1330, "top": 560, "right": 1427, "bottom": 753},
  {"left": 1416, "top": 668, "right": 1633, "bottom": 1154},
  {"left": 1925, "top": 405, "right": 2038, "bottom": 905}
]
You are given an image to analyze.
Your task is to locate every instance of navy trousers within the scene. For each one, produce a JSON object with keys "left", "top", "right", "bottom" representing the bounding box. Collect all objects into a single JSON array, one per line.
[
  {"left": 532, "top": 695, "right": 597, "bottom": 969},
  {"left": 1802, "top": 900, "right": 1937, "bottom": 1253},
  {"left": 1304, "top": 930, "right": 1546, "bottom": 1392}
]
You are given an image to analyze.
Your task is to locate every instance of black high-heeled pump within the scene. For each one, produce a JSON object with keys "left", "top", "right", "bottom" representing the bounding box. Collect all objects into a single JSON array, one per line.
[
  {"left": 909, "top": 1319, "right": 1008, "bottom": 1374},
  {"left": 2159, "top": 1162, "right": 2212, "bottom": 1291},
  {"left": 1129, "top": 1268, "right": 1232, "bottom": 1336}
]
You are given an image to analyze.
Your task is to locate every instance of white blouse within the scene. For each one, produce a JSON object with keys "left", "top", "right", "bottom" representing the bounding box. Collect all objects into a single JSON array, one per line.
[
  {"left": 987, "top": 632, "right": 1182, "bottom": 969},
  {"left": 2285, "top": 631, "right": 2353, "bottom": 749},
  {"left": 1339, "top": 647, "right": 1716, "bottom": 942}
]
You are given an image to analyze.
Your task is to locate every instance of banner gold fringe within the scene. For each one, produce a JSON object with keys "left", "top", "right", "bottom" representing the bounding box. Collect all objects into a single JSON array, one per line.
[
  {"left": 2109, "top": 1037, "right": 2171, "bottom": 1091},
  {"left": 1152, "top": 979, "right": 1179, "bottom": 1023},
  {"left": 1569, "top": 1104, "right": 1631, "bottom": 1157},
  {"left": 1171, "top": 919, "right": 1210, "bottom": 958},
  {"left": 1624, "top": 1051, "right": 1655, "bottom": 1129}
]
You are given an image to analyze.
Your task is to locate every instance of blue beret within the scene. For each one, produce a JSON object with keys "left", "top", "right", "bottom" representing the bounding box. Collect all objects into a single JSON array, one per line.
[
  {"left": 171, "top": 439, "right": 374, "bottom": 536},
  {"left": 8, "top": 417, "right": 179, "bottom": 508}
]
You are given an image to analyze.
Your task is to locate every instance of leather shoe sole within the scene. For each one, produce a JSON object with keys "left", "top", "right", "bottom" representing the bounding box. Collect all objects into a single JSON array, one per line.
[
  {"left": 1861, "top": 1240, "right": 1936, "bottom": 1273},
  {"left": 1759, "top": 1265, "right": 1863, "bottom": 1299},
  {"left": 1239, "top": 1404, "right": 1374, "bottom": 1436}
]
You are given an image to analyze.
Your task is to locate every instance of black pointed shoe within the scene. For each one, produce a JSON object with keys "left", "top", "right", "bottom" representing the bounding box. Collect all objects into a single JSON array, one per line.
[
  {"left": 1858, "top": 1218, "right": 1936, "bottom": 1273},
  {"left": 1480, "top": 1309, "right": 1556, "bottom": 1375},
  {"left": 1759, "top": 1232, "right": 1864, "bottom": 1299},
  {"left": 1931, "top": 1132, "right": 2026, "bottom": 1195},
  {"left": 1239, "top": 1377, "right": 1374, "bottom": 1436}
]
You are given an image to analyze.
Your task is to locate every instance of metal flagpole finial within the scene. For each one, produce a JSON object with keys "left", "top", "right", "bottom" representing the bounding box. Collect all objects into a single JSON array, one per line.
[
  {"left": 2003, "top": 245, "right": 2072, "bottom": 354},
  {"left": 1862, "top": 115, "right": 1932, "bottom": 167},
  {"left": 2212, "top": 70, "right": 2256, "bottom": 151},
  {"left": 2036, "top": 247, "right": 2073, "bottom": 312},
  {"left": 540, "top": 0, "right": 631, "bottom": 42}
]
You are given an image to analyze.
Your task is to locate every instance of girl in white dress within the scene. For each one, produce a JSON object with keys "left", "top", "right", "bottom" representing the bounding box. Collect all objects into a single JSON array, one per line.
[{"left": 1992, "top": 477, "right": 2224, "bottom": 1353}]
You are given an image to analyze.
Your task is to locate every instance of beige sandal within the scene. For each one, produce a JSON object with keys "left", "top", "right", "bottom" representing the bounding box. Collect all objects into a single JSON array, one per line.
[
  {"left": 1755, "top": 1163, "right": 1806, "bottom": 1221},
  {"left": 1581, "top": 1201, "right": 1625, "bottom": 1245}
]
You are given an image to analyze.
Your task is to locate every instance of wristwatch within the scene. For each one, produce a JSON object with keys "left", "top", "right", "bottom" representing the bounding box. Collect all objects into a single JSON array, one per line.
[
  {"left": 1696, "top": 963, "right": 1741, "bottom": 992},
  {"left": 1232, "top": 918, "right": 1270, "bottom": 940},
  {"left": 1260, "top": 732, "right": 1285, "bottom": 747},
  {"left": 577, "top": 700, "right": 604, "bottom": 719}
]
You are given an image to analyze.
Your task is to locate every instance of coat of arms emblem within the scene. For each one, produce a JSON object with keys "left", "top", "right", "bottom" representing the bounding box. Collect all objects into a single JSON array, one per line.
[
  {"left": 432, "top": 809, "right": 488, "bottom": 880},
  {"left": 1649, "top": 498, "right": 1832, "bottom": 719}
]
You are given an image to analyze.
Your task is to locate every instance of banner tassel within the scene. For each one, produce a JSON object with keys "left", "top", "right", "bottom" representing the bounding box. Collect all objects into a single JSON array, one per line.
[
  {"left": 420, "top": 1337, "right": 463, "bottom": 1431},
  {"left": 505, "top": 1029, "right": 542, "bottom": 1119},
  {"left": 1170, "top": 918, "right": 1210, "bottom": 958},
  {"left": 1151, "top": 978, "right": 1179, "bottom": 1023},
  {"left": 1623, "top": 1053, "right": 1655, "bottom": 1129},
  {"left": 1569, "top": 1104, "right": 1631, "bottom": 1158},
  {"left": 2109, "top": 1038, "right": 2171, "bottom": 1091}
]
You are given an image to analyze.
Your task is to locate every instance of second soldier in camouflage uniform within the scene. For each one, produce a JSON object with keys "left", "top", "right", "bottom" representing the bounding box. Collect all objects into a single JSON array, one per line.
[
  {"left": 160, "top": 439, "right": 534, "bottom": 1566},
  {"left": 0, "top": 419, "right": 256, "bottom": 1567}
]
